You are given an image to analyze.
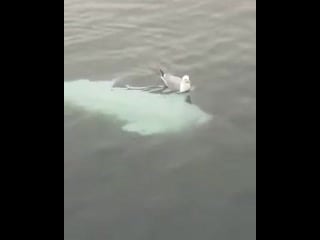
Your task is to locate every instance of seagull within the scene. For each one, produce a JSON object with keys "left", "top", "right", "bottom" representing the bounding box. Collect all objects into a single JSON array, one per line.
[
  {"left": 115, "top": 69, "right": 194, "bottom": 104},
  {"left": 123, "top": 69, "right": 193, "bottom": 95},
  {"left": 160, "top": 69, "right": 192, "bottom": 93}
]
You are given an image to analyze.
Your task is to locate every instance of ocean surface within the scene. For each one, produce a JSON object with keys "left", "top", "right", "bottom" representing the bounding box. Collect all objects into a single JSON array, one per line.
[{"left": 64, "top": 0, "right": 256, "bottom": 239}]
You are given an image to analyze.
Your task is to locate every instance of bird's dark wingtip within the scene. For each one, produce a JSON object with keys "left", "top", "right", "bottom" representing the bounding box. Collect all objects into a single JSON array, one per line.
[
  {"left": 160, "top": 69, "right": 164, "bottom": 77},
  {"left": 185, "top": 95, "right": 192, "bottom": 104}
]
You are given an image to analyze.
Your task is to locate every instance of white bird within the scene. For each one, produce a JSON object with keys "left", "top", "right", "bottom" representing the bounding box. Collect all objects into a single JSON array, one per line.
[{"left": 160, "top": 69, "right": 192, "bottom": 93}]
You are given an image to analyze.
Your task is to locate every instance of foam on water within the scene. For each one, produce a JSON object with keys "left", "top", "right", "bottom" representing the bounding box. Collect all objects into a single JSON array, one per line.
[{"left": 64, "top": 79, "right": 212, "bottom": 135}]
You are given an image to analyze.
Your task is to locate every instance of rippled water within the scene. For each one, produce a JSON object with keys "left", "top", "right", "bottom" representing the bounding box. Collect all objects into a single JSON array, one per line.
[{"left": 64, "top": 0, "right": 256, "bottom": 239}]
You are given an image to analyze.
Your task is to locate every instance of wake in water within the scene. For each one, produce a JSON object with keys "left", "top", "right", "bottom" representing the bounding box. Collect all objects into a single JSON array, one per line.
[{"left": 64, "top": 79, "right": 212, "bottom": 135}]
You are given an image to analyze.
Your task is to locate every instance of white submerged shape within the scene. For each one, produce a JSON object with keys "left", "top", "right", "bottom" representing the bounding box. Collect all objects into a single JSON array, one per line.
[{"left": 64, "top": 80, "right": 212, "bottom": 135}]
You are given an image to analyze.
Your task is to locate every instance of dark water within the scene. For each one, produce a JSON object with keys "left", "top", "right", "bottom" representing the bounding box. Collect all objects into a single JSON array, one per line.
[{"left": 64, "top": 0, "right": 256, "bottom": 239}]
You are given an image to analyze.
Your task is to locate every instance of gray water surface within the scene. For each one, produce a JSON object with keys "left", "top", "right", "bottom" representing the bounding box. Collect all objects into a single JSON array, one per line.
[{"left": 64, "top": 0, "right": 256, "bottom": 239}]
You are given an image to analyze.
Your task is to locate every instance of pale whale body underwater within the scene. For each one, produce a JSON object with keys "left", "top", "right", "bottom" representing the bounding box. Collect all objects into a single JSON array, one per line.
[{"left": 64, "top": 79, "right": 212, "bottom": 135}]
